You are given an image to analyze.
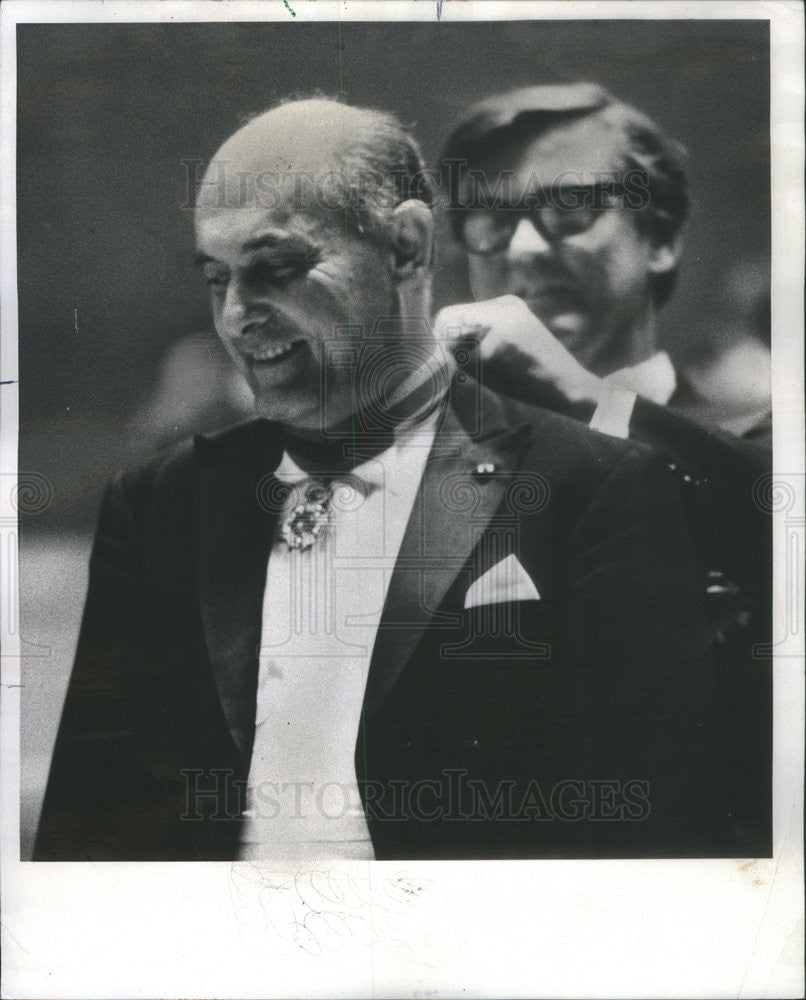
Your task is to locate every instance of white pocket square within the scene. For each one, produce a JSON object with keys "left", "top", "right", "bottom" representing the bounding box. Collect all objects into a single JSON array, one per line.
[{"left": 464, "top": 554, "right": 540, "bottom": 609}]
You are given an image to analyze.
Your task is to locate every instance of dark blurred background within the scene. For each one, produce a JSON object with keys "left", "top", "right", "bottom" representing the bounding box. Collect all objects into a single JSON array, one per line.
[{"left": 16, "top": 19, "right": 770, "bottom": 856}]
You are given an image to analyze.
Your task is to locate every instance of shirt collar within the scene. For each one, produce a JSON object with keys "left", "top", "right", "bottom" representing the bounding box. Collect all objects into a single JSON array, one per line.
[
  {"left": 275, "top": 409, "right": 440, "bottom": 495},
  {"left": 603, "top": 350, "right": 677, "bottom": 406}
]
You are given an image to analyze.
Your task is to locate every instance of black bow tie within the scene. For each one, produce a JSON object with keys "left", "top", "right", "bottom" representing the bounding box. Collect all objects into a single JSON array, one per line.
[{"left": 282, "top": 430, "right": 396, "bottom": 476}]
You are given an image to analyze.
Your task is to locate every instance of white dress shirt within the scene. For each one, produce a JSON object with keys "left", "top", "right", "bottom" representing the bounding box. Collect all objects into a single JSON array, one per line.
[
  {"left": 237, "top": 415, "right": 438, "bottom": 861},
  {"left": 590, "top": 350, "right": 677, "bottom": 438}
]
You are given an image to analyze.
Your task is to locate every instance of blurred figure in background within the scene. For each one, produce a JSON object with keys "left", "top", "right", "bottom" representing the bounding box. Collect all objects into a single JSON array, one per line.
[
  {"left": 438, "top": 82, "right": 771, "bottom": 854},
  {"left": 125, "top": 331, "right": 253, "bottom": 453},
  {"left": 678, "top": 255, "right": 771, "bottom": 437},
  {"left": 439, "top": 82, "right": 771, "bottom": 447}
]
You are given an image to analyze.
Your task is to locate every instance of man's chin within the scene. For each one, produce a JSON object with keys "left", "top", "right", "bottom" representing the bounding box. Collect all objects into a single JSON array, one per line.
[
  {"left": 542, "top": 312, "right": 588, "bottom": 351},
  {"left": 252, "top": 390, "right": 357, "bottom": 435},
  {"left": 547, "top": 316, "right": 622, "bottom": 376},
  {"left": 251, "top": 389, "right": 312, "bottom": 424}
]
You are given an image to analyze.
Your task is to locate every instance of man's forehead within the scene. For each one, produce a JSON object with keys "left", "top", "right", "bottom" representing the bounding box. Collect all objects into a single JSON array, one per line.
[
  {"left": 510, "top": 116, "right": 626, "bottom": 187},
  {"left": 195, "top": 157, "right": 339, "bottom": 216},
  {"left": 195, "top": 203, "right": 329, "bottom": 254}
]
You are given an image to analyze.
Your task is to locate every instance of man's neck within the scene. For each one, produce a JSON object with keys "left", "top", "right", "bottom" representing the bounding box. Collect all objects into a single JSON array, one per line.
[
  {"left": 282, "top": 344, "right": 448, "bottom": 473},
  {"left": 594, "top": 308, "right": 659, "bottom": 377}
]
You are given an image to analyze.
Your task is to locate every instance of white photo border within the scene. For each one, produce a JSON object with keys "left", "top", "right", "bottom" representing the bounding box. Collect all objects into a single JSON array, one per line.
[{"left": 1, "top": 2, "right": 803, "bottom": 998}]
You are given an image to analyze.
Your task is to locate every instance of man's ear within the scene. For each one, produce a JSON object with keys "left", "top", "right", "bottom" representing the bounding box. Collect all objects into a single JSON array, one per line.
[
  {"left": 388, "top": 200, "right": 434, "bottom": 280},
  {"left": 647, "top": 230, "right": 684, "bottom": 277}
]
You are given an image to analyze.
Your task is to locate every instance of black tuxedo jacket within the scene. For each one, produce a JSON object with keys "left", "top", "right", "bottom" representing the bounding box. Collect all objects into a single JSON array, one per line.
[
  {"left": 34, "top": 383, "right": 732, "bottom": 861},
  {"left": 484, "top": 372, "right": 774, "bottom": 856}
]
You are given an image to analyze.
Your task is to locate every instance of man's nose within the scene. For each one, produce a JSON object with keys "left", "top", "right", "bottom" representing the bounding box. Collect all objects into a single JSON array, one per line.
[
  {"left": 221, "top": 276, "right": 257, "bottom": 329},
  {"left": 507, "top": 216, "right": 552, "bottom": 257}
]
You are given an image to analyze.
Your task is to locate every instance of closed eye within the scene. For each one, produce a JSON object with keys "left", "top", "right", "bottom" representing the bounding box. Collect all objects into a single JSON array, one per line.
[
  {"left": 200, "top": 263, "right": 230, "bottom": 289},
  {"left": 249, "top": 259, "right": 312, "bottom": 285},
  {"left": 193, "top": 240, "right": 322, "bottom": 291},
  {"left": 247, "top": 246, "right": 323, "bottom": 286},
  {"left": 196, "top": 257, "right": 229, "bottom": 288}
]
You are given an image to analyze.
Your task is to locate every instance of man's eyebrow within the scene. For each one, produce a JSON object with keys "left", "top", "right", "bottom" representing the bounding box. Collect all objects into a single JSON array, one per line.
[
  {"left": 192, "top": 234, "right": 322, "bottom": 269},
  {"left": 241, "top": 233, "right": 322, "bottom": 257}
]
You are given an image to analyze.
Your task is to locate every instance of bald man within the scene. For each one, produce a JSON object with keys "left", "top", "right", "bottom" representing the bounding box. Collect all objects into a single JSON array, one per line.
[{"left": 35, "top": 99, "right": 731, "bottom": 861}]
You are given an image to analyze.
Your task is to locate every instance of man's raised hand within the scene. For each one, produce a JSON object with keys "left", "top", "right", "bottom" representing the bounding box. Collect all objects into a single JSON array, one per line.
[{"left": 434, "top": 295, "right": 605, "bottom": 410}]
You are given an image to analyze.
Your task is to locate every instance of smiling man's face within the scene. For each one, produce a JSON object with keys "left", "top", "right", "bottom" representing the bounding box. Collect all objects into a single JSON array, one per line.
[
  {"left": 196, "top": 197, "right": 395, "bottom": 432},
  {"left": 193, "top": 101, "right": 418, "bottom": 435}
]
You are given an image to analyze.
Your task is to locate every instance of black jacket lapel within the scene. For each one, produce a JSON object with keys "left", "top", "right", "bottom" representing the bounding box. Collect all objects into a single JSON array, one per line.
[
  {"left": 195, "top": 420, "right": 283, "bottom": 758},
  {"left": 363, "top": 393, "right": 533, "bottom": 719},
  {"left": 193, "top": 392, "right": 536, "bottom": 743}
]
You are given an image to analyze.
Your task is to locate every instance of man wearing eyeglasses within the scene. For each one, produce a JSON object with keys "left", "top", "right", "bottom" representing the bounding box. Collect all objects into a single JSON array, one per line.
[{"left": 438, "top": 83, "right": 772, "bottom": 855}]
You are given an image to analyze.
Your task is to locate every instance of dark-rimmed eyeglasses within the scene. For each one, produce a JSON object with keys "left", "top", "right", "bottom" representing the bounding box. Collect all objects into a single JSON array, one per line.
[{"left": 458, "top": 184, "right": 626, "bottom": 255}]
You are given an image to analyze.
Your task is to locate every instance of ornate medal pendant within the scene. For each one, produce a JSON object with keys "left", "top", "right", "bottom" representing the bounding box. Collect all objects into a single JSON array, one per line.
[{"left": 281, "top": 482, "right": 332, "bottom": 551}]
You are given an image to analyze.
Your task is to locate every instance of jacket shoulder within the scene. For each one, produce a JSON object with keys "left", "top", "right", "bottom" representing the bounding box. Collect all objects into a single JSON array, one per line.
[
  {"left": 101, "top": 419, "right": 279, "bottom": 543},
  {"left": 471, "top": 385, "right": 657, "bottom": 486},
  {"left": 112, "top": 419, "right": 279, "bottom": 493}
]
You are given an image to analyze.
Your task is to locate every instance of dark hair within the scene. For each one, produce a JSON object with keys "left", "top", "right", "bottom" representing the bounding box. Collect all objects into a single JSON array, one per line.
[{"left": 441, "top": 82, "right": 689, "bottom": 306}]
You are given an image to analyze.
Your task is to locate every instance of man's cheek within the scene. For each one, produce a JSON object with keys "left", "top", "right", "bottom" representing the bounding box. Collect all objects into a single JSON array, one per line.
[
  {"left": 598, "top": 248, "right": 648, "bottom": 305},
  {"left": 571, "top": 241, "right": 614, "bottom": 288},
  {"left": 320, "top": 360, "right": 357, "bottom": 401},
  {"left": 469, "top": 258, "right": 508, "bottom": 298}
]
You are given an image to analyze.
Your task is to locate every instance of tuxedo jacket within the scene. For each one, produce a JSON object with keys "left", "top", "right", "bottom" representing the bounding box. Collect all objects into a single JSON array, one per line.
[
  {"left": 34, "top": 382, "right": 733, "bottom": 861},
  {"left": 487, "top": 365, "right": 772, "bottom": 594},
  {"left": 589, "top": 386, "right": 773, "bottom": 854},
  {"left": 488, "top": 372, "right": 774, "bottom": 856}
]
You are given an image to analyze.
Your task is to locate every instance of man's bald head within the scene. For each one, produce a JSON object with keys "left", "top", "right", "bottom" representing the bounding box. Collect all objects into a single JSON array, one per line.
[
  {"left": 196, "top": 97, "right": 436, "bottom": 235},
  {"left": 193, "top": 97, "right": 438, "bottom": 434}
]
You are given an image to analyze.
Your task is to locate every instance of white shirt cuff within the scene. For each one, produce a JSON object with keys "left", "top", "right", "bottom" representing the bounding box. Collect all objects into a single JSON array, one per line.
[{"left": 589, "top": 386, "right": 638, "bottom": 439}]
